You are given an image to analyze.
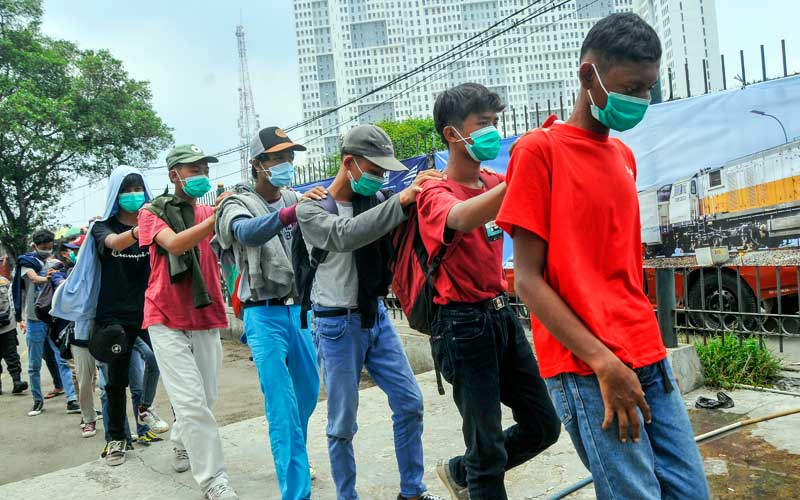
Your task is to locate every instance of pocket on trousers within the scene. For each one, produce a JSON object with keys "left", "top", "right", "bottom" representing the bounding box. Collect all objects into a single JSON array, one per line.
[
  {"left": 449, "top": 314, "right": 486, "bottom": 342},
  {"left": 545, "top": 375, "right": 574, "bottom": 426},
  {"left": 314, "top": 318, "right": 347, "bottom": 341}
]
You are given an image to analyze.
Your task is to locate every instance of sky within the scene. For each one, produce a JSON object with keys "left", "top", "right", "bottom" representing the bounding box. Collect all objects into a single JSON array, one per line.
[{"left": 39, "top": 0, "right": 800, "bottom": 227}]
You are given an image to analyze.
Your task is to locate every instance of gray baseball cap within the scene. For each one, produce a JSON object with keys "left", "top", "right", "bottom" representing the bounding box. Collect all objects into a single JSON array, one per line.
[{"left": 340, "top": 125, "right": 408, "bottom": 172}]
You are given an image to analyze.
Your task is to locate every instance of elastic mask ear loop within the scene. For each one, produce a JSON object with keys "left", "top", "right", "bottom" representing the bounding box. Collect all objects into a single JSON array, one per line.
[{"left": 587, "top": 63, "right": 609, "bottom": 107}]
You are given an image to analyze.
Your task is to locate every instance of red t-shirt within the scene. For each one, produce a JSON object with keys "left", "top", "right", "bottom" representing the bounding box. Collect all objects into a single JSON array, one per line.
[
  {"left": 417, "top": 173, "right": 508, "bottom": 305},
  {"left": 496, "top": 123, "right": 666, "bottom": 378},
  {"left": 138, "top": 205, "right": 228, "bottom": 331}
]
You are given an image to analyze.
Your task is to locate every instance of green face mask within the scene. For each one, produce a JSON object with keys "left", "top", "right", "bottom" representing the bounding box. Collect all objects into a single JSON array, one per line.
[
  {"left": 587, "top": 64, "right": 651, "bottom": 132},
  {"left": 179, "top": 175, "right": 212, "bottom": 198},
  {"left": 68, "top": 251, "right": 76, "bottom": 264},
  {"left": 348, "top": 158, "right": 386, "bottom": 197},
  {"left": 118, "top": 192, "right": 146, "bottom": 212},
  {"left": 452, "top": 125, "right": 502, "bottom": 162}
]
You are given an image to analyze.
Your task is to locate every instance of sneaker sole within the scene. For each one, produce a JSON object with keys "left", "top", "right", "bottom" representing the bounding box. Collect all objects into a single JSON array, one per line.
[
  {"left": 436, "top": 463, "right": 466, "bottom": 500},
  {"left": 83, "top": 430, "right": 97, "bottom": 438},
  {"left": 67, "top": 409, "right": 81, "bottom": 414},
  {"left": 173, "top": 466, "right": 190, "bottom": 473},
  {"left": 27, "top": 411, "right": 43, "bottom": 417},
  {"left": 106, "top": 456, "right": 126, "bottom": 467}
]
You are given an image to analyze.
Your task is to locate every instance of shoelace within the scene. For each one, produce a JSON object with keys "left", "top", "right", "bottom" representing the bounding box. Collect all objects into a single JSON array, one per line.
[
  {"left": 206, "top": 482, "right": 233, "bottom": 499},
  {"left": 109, "top": 440, "right": 126, "bottom": 455},
  {"left": 174, "top": 448, "right": 189, "bottom": 460},
  {"left": 148, "top": 408, "right": 162, "bottom": 422}
]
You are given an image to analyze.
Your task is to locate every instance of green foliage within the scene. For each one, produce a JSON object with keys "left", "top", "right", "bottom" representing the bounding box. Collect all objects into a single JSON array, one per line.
[
  {"left": 375, "top": 117, "right": 445, "bottom": 160},
  {"left": 695, "top": 334, "right": 783, "bottom": 389},
  {"left": 0, "top": 0, "right": 172, "bottom": 256}
]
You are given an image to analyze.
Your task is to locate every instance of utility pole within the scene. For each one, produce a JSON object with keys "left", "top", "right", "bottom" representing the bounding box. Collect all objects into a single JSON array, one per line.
[{"left": 236, "top": 25, "right": 260, "bottom": 181}]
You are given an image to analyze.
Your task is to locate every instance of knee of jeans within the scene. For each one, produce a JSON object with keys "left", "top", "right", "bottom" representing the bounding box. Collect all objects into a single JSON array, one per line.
[{"left": 394, "top": 390, "right": 424, "bottom": 423}]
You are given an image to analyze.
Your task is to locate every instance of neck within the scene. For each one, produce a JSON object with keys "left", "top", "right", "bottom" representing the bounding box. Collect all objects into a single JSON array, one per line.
[
  {"left": 256, "top": 179, "right": 282, "bottom": 203},
  {"left": 329, "top": 168, "right": 354, "bottom": 202},
  {"left": 444, "top": 148, "right": 482, "bottom": 187},
  {"left": 566, "top": 92, "right": 610, "bottom": 136},
  {"left": 174, "top": 187, "right": 197, "bottom": 205},
  {"left": 117, "top": 209, "right": 138, "bottom": 225}
]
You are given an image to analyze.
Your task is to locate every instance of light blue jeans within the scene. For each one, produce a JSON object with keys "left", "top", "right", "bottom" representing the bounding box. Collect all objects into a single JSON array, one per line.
[
  {"left": 545, "top": 359, "right": 709, "bottom": 500},
  {"left": 27, "top": 319, "right": 76, "bottom": 403},
  {"left": 313, "top": 302, "right": 426, "bottom": 500},
  {"left": 243, "top": 304, "right": 319, "bottom": 500}
]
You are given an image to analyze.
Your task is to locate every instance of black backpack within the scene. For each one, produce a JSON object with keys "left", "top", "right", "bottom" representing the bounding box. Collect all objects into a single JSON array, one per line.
[{"left": 34, "top": 279, "right": 56, "bottom": 324}]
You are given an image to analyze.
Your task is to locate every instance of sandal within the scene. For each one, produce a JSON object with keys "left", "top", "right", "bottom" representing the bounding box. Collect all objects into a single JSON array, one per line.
[{"left": 44, "top": 388, "right": 65, "bottom": 399}]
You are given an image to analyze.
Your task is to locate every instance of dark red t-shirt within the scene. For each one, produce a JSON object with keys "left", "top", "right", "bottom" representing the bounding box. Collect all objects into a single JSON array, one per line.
[
  {"left": 496, "top": 123, "right": 666, "bottom": 378},
  {"left": 417, "top": 173, "right": 507, "bottom": 305}
]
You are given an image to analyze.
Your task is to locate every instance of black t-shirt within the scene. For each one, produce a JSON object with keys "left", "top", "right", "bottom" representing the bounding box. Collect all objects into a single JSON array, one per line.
[{"left": 91, "top": 217, "right": 150, "bottom": 327}]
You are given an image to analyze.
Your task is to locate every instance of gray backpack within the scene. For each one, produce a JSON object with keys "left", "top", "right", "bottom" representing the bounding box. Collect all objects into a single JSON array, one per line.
[{"left": 0, "top": 277, "right": 12, "bottom": 328}]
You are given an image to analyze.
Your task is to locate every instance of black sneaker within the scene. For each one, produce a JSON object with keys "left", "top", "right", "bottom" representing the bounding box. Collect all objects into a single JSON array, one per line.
[
  {"left": 125, "top": 440, "right": 135, "bottom": 451},
  {"left": 28, "top": 400, "right": 44, "bottom": 416},
  {"left": 12, "top": 380, "right": 28, "bottom": 395},
  {"left": 398, "top": 493, "right": 446, "bottom": 500},
  {"left": 66, "top": 400, "right": 81, "bottom": 414}
]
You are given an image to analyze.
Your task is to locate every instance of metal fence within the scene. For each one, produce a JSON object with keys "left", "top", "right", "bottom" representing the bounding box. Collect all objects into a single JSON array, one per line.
[{"left": 646, "top": 264, "right": 800, "bottom": 352}]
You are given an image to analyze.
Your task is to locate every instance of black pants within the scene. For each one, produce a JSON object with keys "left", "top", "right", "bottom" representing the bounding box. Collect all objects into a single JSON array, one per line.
[
  {"left": 0, "top": 330, "right": 22, "bottom": 380},
  {"left": 106, "top": 324, "right": 150, "bottom": 441},
  {"left": 431, "top": 305, "right": 561, "bottom": 500},
  {"left": 42, "top": 335, "right": 63, "bottom": 389}
]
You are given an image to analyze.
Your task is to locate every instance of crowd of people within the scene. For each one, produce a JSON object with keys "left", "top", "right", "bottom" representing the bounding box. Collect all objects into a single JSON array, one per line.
[{"left": 0, "top": 13, "right": 710, "bottom": 500}]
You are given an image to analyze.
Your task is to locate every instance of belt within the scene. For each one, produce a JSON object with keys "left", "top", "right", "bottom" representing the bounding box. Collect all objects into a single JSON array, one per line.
[
  {"left": 241, "top": 298, "right": 287, "bottom": 310},
  {"left": 313, "top": 307, "right": 359, "bottom": 318},
  {"left": 445, "top": 294, "right": 509, "bottom": 312}
]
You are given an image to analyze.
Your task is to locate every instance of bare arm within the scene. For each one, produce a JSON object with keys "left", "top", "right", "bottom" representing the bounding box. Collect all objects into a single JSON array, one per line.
[
  {"left": 446, "top": 182, "right": 506, "bottom": 233},
  {"left": 513, "top": 228, "right": 651, "bottom": 443},
  {"left": 152, "top": 216, "right": 215, "bottom": 256},
  {"left": 24, "top": 269, "right": 48, "bottom": 285},
  {"left": 104, "top": 226, "right": 139, "bottom": 251}
]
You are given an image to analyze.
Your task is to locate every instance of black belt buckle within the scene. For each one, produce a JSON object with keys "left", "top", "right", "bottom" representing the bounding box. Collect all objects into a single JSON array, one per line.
[{"left": 491, "top": 295, "right": 507, "bottom": 311}]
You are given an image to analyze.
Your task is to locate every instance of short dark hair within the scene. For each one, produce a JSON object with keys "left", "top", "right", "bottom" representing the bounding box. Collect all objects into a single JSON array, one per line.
[
  {"left": 119, "top": 173, "right": 145, "bottom": 194},
  {"left": 580, "top": 13, "right": 661, "bottom": 67},
  {"left": 433, "top": 83, "right": 505, "bottom": 143},
  {"left": 32, "top": 229, "right": 54, "bottom": 246},
  {"left": 57, "top": 240, "right": 72, "bottom": 254}
]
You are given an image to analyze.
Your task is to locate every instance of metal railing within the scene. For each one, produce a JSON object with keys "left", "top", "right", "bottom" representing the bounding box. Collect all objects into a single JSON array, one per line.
[{"left": 646, "top": 264, "right": 800, "bottom": 352}]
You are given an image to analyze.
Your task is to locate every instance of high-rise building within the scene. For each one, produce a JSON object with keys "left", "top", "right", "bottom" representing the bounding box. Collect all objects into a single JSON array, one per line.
[
  {"left": 292, "top": 0, "right": 717, "bottom": 161},
  {"left": 638, "top": 0, "right": 720, "bottom": 99}
]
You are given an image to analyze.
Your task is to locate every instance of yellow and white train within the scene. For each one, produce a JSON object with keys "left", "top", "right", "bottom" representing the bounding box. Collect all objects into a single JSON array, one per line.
[{"left": 639, "top": 139, "right": 800, "bottom": 257}]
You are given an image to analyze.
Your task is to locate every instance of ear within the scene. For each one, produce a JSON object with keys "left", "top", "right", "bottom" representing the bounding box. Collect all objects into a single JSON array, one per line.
[
  {"left": 578, "top": 61, "right": 595, "bottom": 90},
  {"left": 442, "top": 125, "right": 461, "bottom": 145},
  {"left": 342, "top": 154, "right": 354, "bottom": 169}
]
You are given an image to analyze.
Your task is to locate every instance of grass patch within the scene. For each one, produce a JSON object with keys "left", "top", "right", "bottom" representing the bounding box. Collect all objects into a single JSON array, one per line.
[{"left": 695, "top": 334, "right": 783, "bottom": 389}]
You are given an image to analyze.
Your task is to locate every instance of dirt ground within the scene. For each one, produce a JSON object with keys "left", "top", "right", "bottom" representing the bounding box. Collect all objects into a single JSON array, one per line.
[{"left": 0, "top": 329, "right": 267, "bottom": 486}]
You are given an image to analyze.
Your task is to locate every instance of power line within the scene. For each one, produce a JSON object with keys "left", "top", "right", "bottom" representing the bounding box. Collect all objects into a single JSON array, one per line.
[
  {"left": 299, "top": 0, "right": 575, "bottom": 147},
  {"left": 211, "top": 0, "right": 551, "bottom": 159}
]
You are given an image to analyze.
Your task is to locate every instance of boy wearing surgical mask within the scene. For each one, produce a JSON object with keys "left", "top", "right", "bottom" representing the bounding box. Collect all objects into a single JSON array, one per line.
[
  {"left": 497, "top": 13, "right": 708, "bottom": 500},
  {"left": 137, "top": 145, "right": 237, "bottom": 500},
  {"left": 214, "top": 127, "right": 326, "bottom": 500},
  {"left": 418, "top": 83, "right": 560, "bottom": 500}
]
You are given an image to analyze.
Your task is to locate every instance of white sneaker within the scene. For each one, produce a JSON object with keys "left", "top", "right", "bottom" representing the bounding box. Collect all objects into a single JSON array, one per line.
[
  {"left": 205, "top": 481, "right": 239, "bottom": 500},
  {"left": 172, "top": 447, "right": 190, "bottom": 473},
  {"left": 138, "top": 407, "right": 169, "bottom": 434}
]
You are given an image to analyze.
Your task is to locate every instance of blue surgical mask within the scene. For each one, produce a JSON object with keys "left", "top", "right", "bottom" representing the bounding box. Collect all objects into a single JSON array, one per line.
[
  {"left": 262, "top": 162, "right": 296, "bottom": 188},
  {"left": 587, "top": 64, "right": 651, "bottom": 131}
]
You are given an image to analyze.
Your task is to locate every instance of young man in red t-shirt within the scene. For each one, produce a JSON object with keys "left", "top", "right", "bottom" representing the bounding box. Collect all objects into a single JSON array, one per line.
[
  {"left": 417, "top": 83, "right": 560, "bottom": 500},
  {"left": 496, "top": 13, "right": 708, "bottom": 499},
  {"left": 137, "top": 144, "right": 237, "bottom": 500}
]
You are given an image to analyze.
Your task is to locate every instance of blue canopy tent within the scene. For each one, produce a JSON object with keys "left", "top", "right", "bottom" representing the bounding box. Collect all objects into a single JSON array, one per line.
[{"left": 292, "top": 75, "right": 800, "bottom": 266}]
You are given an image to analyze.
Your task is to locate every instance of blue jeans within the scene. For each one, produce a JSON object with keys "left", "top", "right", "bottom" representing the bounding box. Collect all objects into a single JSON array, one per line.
[
  {"left": 27, "top": 319, "right": 76, "bottom": 403},
  {"left": 314, "top": 302, "right": 426, "bottom": 500},
  {"left": 131, "top": 336, "right": 160, "bottom": 436},
  {"left": 244, "top": 304, "right": 319, "bottom": 500},
  {"left": 545, "top": 359, "right": 709, "bottom": 500}
]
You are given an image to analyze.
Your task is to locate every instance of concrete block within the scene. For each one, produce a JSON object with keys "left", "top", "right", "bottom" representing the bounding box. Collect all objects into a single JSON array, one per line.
[
  {"left": 667, "top": 343, "right": 705, "bottom": 394},
  {"left": 221, "top": 307, "right": 243, "bottom": 342}
]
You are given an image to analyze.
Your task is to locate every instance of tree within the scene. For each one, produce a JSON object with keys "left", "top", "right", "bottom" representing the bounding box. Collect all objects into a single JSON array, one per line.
[
  {"left": 375, "top": 117, "right": 446, "bottom": 160},
  {"left": 0, "top": 0, "right": 172, "bottom": 256}
]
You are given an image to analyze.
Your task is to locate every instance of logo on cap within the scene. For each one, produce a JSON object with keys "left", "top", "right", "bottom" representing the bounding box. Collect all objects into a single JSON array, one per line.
[
  {"left": 190, "top": 145, "right": 202, "bottom": 153},
  {"left": 275, "top": 129, "right": 288, "bottom": 138},
  {"left": 111, "top": 344, "right": 122, "bottom": 354}
]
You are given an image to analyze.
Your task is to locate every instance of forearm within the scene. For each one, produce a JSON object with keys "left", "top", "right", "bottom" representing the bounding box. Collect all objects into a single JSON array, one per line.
[
  {"left": 231, "top": 209, "right": 289, "bottom": 247},
  {"left": 105, "top": 227, "right": 138, "bottom": 251},
  {"left": 518, "top": 274, "right": 616, "bottom": 371},
  {"left": 26, "top": 272, "right": 48, "bottom": 285},
  {"left": 446, "top": 182, "right": 506, "bottom": 233},
  {"left": 157, "top": 217, "right": 215, "bottom": 256}
]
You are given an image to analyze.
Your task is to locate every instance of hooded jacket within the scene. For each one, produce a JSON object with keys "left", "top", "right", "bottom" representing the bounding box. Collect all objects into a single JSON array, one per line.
[{"left": 50, "top": 166, "right": 154, "bottom": 341}]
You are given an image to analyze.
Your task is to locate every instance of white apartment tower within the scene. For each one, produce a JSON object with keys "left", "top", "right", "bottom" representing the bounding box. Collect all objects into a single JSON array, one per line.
[
  {"left": 293, "top": 0, "right": 717, "bottom": 160},
  {"left": 638, "top": 0, "right": 721, "bottom": 99}
]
